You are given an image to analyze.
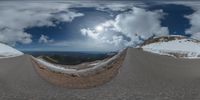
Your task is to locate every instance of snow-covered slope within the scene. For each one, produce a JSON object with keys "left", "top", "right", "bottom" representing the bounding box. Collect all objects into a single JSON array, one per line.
[
  {"left": 0, "top": 43, "right": 23, "bottom": 58},
  {"left": 141, "top": 37, "right": 200, "bottom": 59}
]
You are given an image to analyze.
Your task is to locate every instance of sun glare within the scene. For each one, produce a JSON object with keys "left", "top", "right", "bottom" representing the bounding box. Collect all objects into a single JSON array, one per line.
[{"left": 95, "top": 25, "right": 104, "bottom": 32}]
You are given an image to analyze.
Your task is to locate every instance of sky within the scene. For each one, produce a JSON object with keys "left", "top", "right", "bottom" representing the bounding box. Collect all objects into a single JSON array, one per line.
[{"left": 1, "top": 0, "right": 200, "bottom": 51}]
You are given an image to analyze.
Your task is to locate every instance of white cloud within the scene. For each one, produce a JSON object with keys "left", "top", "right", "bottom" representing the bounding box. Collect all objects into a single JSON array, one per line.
[
  {"left": 81, "top": 7, "right": 169, "bottom": 49},
  {"left": 68, "top": 1, "right": 145, "bottom": 12},
  {"left": 96, "top": 3, "right": 136, "bottom": 12},
  {"left": 105, "top": 36, "right": 130, "bottom": 47},
  {"left": 0, "top": 1, "right": 147, "bottom": 47},
  {"left": 165, "top": 1, "right": 200, "bottom": 40},
  {"left": 38, "top": 34, "right": 54, "bottom": 44},
  {"left": 0, "top": 2, "right": 84, "bottom": 46},
  {"left": 0, "top": 1, "right": 168, "bottom": 50},
  {"left": 80, "top": 28, "right": 100, "bottom": 39},
  {"left": 80, "top": 24, "right": 133, "bottom": 49},
  {"left": 185, "top": 11, "right": 200, "bottom": 34},
  {"left": 113, "top": 7, "right": 169, "bottom": 40},
  {"left": 0, "top": 28, "right": 32, "bottom": 46},
  {"left": 184, "top": 7, "right": 200, "bottom": 40}
]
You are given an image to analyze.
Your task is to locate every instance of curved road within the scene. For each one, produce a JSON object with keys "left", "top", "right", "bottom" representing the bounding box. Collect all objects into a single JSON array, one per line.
[{"left": 1, "top": 48, "right": 200, "bottom": 100}]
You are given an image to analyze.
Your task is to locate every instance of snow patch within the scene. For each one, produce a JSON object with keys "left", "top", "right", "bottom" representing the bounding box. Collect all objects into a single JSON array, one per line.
[
  {"left": 0, "top": 43, "right": 23, "bottom": 58},
  {"left": 142, "top": 39, "right": 200, "bottom": 59}
]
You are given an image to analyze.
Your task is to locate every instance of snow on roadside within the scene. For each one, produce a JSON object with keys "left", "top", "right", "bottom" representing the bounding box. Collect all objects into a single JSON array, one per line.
[
  {"left": 0, "top": 43, "right": 24, "bottom": 58},
  {"left": 142, "top": 39, "right": 200, "bottom": 59},
  {"left": 34, "top": 48, "right": 126, "bottom": 76}
]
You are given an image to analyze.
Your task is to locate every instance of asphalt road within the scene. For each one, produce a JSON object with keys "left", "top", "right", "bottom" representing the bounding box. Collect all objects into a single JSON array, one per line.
[{"left": 1, "top": 48, "right": 200, "bottom": 100}]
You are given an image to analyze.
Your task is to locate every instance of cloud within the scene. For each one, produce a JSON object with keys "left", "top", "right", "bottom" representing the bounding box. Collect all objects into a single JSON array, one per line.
[
  {"left": 0, "top": 0, "right": 148, "bottom": 46},
  {"left": 0, "top": 2, "right": 84, "bottom": 46},
  {"left": 113, "top": 7, "right": 169, "bottom": 39},
  {"left": 38, "top": 34, "right": 54, "bottom": 44},
  {"left": 0, "top": 1, "right": 143, "bottom": 46},
  {"left": 68, "top": 1, "right": 145, "bottom": 12},
  {"left": 96, "top": 3, "right": 139, "bottom": 12},
  {"left": 80, "top": 28, "right": 100, "bottom": 39},
  {"left": 184, "top": 7, "right": 200, "bottom": 40},
  {"left": 81, "top": 23, "right": 133, "bottom": 49},
  {"left": 164, "top": 1, "right": 200, "bottom": 40},
  {"left": 185, "top": 11, "right": 200, "bottom": 34},
  {"left": 0, "top": 1, "right": 167, "bottom": 50},
  {"left": 0, "top": 28, "right": 32, "bottom": 46},
  {"left": 104, "top": 35, "right": 133, "bottom": 47},
  {"left": 81, "top": 7, "right": 169, "bottom": 48}
]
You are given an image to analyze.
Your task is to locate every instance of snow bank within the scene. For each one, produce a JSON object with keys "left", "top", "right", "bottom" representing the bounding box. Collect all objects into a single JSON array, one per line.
[
  {"left": 142, "top": 39, "right": 200, "bottom": 59},
  {"left": 0, "top": 43, "right": 23, "bottom": 58},
  {"left": 34, "top": 48, "right": 126, "bottom": 76}
]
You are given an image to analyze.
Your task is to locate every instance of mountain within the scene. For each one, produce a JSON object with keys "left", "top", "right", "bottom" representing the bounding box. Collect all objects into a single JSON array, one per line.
[
  {"left": 0, "top": 43, "right": 23, "bottom": 58},
  {"left": 141, "top": 35, "right": 200, "bottom": 59}
]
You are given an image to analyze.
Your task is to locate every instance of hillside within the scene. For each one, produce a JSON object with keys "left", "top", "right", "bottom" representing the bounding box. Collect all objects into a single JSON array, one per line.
[
  {"left": 0, "top": 43, "right": 23, "bottom": 58},
  {"left": 141, "top": 35, "right": 200, "bottom": 59}
]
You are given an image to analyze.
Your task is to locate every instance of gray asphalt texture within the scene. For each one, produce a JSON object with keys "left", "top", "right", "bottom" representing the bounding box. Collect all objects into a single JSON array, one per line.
[{"left": 1, "top": 48, "right": 200, "bottom": 100}]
